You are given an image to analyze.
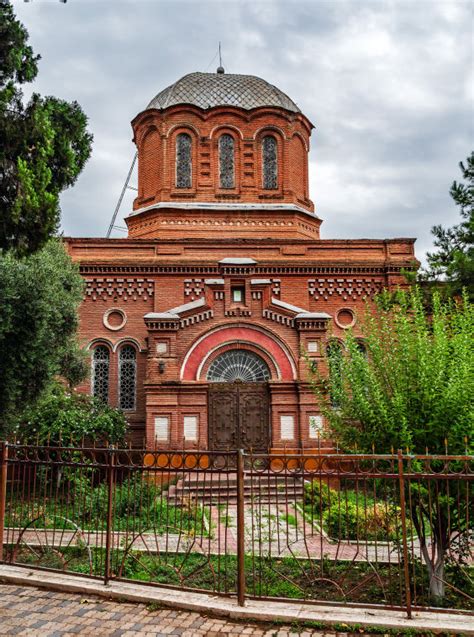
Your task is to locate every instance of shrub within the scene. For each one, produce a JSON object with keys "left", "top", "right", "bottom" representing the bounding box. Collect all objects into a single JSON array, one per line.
[
  {"left": 18, "top": 381, "right": 127, "bottom": 445},
  {"left": 304, "top": 480, "right": 337, "bottom": 514},
  {"left": 323, "top": 498, "right": 400, "bottom": 541}
]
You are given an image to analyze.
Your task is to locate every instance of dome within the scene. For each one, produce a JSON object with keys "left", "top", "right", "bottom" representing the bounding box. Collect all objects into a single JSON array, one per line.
[{"left": 146, "top": 71, "right": 300, "bottom": 113}]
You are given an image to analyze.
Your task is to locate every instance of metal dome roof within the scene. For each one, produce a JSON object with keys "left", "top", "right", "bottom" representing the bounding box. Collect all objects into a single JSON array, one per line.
[{"left": 146, "top": 71, "right": 300, "bottom": 113}]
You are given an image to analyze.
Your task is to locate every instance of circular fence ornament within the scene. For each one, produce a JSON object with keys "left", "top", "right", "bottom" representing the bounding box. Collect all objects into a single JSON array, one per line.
[{"left": 207, "top": 349, "right": 270, "bottom": 383}]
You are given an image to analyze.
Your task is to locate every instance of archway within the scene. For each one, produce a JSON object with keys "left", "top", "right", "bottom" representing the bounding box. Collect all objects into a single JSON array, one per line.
[{"left": 207, "top": 348, "right": 270, "bottom": 452}]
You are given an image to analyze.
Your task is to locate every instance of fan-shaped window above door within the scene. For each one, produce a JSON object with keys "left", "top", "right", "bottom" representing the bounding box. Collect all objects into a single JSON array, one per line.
[{"left": 207, "top": 350, "right": 270, "bottom": 382}]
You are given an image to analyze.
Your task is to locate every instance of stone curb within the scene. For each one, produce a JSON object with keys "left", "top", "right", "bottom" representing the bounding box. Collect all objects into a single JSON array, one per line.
[{"left": 0, "top": 565, "right": 472, "bottom": 635}]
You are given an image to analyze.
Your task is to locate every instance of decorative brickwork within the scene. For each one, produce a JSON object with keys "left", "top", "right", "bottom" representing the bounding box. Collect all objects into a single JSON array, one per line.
[
  {"left": 85, "top": 278, "right": 154, "bottom": 302},
  {"left": 184, "top": 279, "right": 204, "bottom": 300},
  {"left": 308, "top": 278, "right": 383, "bottom": 301}
]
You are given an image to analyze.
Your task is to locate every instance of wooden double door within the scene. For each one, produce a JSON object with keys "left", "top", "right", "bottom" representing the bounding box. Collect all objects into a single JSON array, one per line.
[{"left": 208, "top": 382, "right": 270, "bottom": 452}]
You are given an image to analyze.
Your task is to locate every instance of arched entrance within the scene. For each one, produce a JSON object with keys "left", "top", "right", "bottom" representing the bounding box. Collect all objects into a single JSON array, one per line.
[{"left": 207, "top": 349, "right": 270, "bottom": 452}]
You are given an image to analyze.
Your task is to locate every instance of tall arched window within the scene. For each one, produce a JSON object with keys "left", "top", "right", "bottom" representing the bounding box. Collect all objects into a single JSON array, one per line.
[
  {"left": 92, "top": 345, "right": 110, "bottom": 404},
  {"left": 219, "top": 134, "right": 235, "bottom": 188},
  {"left": 176, "top": 133, "right": 192, "bottom": 188},
  {"left": 119, "top": 345, "right": 137, "bottom": 411},
  {"left": 262, "top": 135, "right": 278, "bottom": 189}
]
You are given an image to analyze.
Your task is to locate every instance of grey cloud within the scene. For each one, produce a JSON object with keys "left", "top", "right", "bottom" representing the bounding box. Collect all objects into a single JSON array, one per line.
[{"left": 12, "top": 0, "right": 473, "bottom": 264}]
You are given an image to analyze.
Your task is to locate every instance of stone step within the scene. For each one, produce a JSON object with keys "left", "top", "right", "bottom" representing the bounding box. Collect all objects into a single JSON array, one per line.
[{"left": 169, "top": 473, "right": 305, "bottom": 504}]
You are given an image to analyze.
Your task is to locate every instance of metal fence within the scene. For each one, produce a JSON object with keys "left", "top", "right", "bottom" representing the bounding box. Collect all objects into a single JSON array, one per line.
[{"left": 0, "top": 442, "right": 472, "bottom": 618}]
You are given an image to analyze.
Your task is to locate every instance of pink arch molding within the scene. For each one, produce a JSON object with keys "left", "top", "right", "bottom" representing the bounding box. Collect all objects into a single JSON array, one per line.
[{"left": 181, "top": 326, "right": 296, "bottom": 381}]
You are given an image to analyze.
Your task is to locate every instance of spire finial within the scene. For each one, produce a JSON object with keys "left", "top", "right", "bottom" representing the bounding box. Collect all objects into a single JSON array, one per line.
[{"left": 217, "top": 42, "right": 225, "bottom": 74}]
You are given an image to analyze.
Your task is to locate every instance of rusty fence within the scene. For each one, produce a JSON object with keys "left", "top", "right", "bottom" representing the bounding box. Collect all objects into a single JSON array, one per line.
[{"left": 0, "top": 442, "right": 472, "bottom": 617}]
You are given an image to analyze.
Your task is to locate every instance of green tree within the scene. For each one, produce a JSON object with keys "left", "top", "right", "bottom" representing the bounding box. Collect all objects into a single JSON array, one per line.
[
  {"left": 0, "top": 240, "right": 87, "bottom": 437},
  {"left": 425, "top": 152, "right": 474, "bottom": 299},
  {"left": 312, "top": 288, "right": 474, "bottom": 600},
  {"left": 0, "top": 1, "right": 93, "bottom": 256}
]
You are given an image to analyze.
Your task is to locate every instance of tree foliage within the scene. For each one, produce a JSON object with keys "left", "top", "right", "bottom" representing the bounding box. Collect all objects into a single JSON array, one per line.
[
  {"left": 18, "top": 382, "right": 127, "bottom": 446},
  {"left": 425, "top": 152, "right": 474, "bottom": 299},
  {"left": 316, "top": 288, "right": 473, "bottom": 454},
  {"left": 0, "top": 240, "right": 86, "bottom": 437},
  {"left": 311, "top": 288, "right": 473, "bottom": 600},
  {"left": 0, "top": 2, "right": 93, "bottom": 256}
]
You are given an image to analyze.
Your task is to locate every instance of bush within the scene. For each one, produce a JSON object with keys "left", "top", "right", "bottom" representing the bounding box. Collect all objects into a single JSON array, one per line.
[
  {"left": 304, "top": 480, "right": 337, "bottom": 513},
  {"left": 71, "top": 473, "right": 161, "bottom": 524},
  {"left": 323, "top": 498, "right": 400, "bottom": 541},
  {"left": 304, "top": 479, "right": 401, "bottom": 541},
  {"left": 18, "top": 382, "right": 127, "bottom": 445}
]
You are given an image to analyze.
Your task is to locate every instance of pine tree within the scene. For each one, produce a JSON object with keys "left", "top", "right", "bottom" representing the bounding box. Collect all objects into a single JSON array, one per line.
[
  {"left": 0, "top": 1, "right": 93, "bottom": 256},
  {"left": 426, "top": 152, "right": 474, "bottom": 299}
]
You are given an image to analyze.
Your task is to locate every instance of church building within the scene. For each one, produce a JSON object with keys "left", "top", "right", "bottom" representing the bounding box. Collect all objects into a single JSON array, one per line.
[{"left": 67, "top": 69, "right": 416, "bottom": 452}]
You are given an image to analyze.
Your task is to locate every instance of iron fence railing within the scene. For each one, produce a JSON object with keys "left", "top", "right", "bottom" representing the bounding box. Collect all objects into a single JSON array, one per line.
[{"left": 0, "top": 442, "right": 472, "bottom": 618}]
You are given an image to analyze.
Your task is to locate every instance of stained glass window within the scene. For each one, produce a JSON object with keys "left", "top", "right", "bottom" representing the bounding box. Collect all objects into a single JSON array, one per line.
[
  {"left": 92, "top": 345, "right": 110, "bottom": 404},
  {"left": 219, "top": 134, "right": 235, "bottom": 188},
  {"left": 262, "top": 135, "right": 278, "bottom": 189},
  {"left": 176, "top": 133, "right": 192, "bottom": 188},
  {"left": 207, "top": 350, "right": 270, "bottom": 383},
  {"left": 119, "top": 345, "right": 136, "bottom": 411}
]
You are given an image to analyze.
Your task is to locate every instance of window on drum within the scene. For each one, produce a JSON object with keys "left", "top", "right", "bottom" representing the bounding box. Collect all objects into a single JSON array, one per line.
[
  {"left": 219, "top": 134, "right": 235, "bottom": 189},
  {"left": 176, "top": 132, "right": 192, "bottom": 188},
  {"left": 262, "top": 135, "right": 278, "bottom": 189}
]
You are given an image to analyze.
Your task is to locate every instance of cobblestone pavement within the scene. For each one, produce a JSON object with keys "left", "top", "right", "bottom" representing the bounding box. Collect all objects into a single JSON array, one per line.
[{"left": 0, "top": 584, "right": 358, "bottom": 637}]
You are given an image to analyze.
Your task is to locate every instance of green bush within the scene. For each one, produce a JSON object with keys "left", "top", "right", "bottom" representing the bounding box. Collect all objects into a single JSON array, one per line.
[
  {"left": 323, "top": 499, "right": 400, "bottom": 541},
  {"left": 70, "top": 473, "right": 161, "bottom": 524},
  {"left": 304, "top": 480, "right": 401, "bottom": 541},
  {"left": 18, "top": 382, "right": 127, "bottom": 445},
  {"left": 303, "top": 480, "right": 337, "bottom": 513}
]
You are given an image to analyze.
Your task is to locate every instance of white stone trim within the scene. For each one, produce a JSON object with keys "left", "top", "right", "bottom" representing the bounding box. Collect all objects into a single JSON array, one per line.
[
  {"left": 127, "top": 201, "right": 320, "bottom": 220},
  {"left": 271, "top": 297, "right": 331, "bottom": 319},
  {"left": 219, "top": 257, "right": 257, "bottom": 265},
  {"left": 145, "top": 297, "right": 206, "bottom": 320}
]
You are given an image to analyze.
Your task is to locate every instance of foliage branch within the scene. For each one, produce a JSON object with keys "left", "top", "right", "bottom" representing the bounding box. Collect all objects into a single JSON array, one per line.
[
  {"left": 0, "top": 2, "right": 93, "bottom": 256},
  {"left": 310, "top": 287, "right": 473, "bottom": 600}
]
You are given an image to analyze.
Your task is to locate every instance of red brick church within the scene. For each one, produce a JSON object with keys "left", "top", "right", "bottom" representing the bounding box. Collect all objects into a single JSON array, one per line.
[{"left": 67, "top": 69, "right": 416, "bottom": 451}]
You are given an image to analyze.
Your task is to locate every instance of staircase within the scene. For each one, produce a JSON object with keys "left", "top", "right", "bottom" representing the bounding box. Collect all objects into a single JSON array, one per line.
[{"left": 168, "top": 471, "right": 305, "bottom": 505}]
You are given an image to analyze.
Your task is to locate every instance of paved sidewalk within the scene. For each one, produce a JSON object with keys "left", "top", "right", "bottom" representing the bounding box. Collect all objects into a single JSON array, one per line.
[
  {"left": 0, "top": 584, "right": 346, "bottom": 636},
  {"left": 0, "top": 565, "right": 472, "bottom": 636}
]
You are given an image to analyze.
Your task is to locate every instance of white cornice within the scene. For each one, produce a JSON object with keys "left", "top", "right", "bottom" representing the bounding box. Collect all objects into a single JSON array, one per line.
[{"left": 127, "top": 201, "right": 320, "bottom": 220}]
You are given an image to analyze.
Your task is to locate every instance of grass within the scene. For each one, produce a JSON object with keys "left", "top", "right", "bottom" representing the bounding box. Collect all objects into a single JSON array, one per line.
[
  {"left": 6, "top": 545, "right": 473, "bottom": 612},
  {"left": 5, "top": 476, "right": 209, "bottom": 536}
]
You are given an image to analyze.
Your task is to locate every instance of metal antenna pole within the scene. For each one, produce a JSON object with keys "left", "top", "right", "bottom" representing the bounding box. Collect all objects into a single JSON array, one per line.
[{"left": 106, "top": 152, "right": 138, "bottom": 238}]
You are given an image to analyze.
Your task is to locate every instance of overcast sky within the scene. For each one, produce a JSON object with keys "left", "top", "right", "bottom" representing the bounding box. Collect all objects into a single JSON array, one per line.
[{"left": 13, "top": 0, "right": 474, "bottom": 264}]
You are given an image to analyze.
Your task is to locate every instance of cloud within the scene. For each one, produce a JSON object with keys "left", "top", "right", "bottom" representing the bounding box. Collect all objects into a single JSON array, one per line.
[{"left": 12, "top": 0, "right": 473, "bottom": 264}]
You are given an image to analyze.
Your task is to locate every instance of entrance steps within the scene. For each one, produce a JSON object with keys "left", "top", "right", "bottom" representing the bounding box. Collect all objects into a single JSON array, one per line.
[{"left": 168, "top": 472, "right": 305, "bottom": 505}]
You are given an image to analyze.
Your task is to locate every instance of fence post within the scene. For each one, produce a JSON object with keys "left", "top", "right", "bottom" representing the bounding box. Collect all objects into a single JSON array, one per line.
[
  {"left": 0, "top": 442, "right": 8, "bottom": 562},
  {"left": 236, "top": 448, "right": 246, "bottom": 606},
  {"left": 397, "top": 449, "right": 412, "bottom": 619},
  {"left": 104, "top": 445, "right": 116, "bottom": 585}
]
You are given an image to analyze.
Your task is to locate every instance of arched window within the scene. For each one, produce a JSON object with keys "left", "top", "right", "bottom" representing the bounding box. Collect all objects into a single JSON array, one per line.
[
  {"left": 219, "top": 134, "right": 235, "bottom": 188},
  {"left": 119, "top": 345, "right": 137, "bottom": 411},
  {"left": 176, "top": 133, "right": 192, "bottom": 188},
  {"left": 262, "top": 135, "right": 278, "bottom": 189},
  {"left": 355, "top": 341, "right": 367, "bottom": 358},
  {"left": 207, "top": 350, "right": 270, "bottom": 383},
  {"left": 92, "top": 345, "right": 110, "bottom": 404}
]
